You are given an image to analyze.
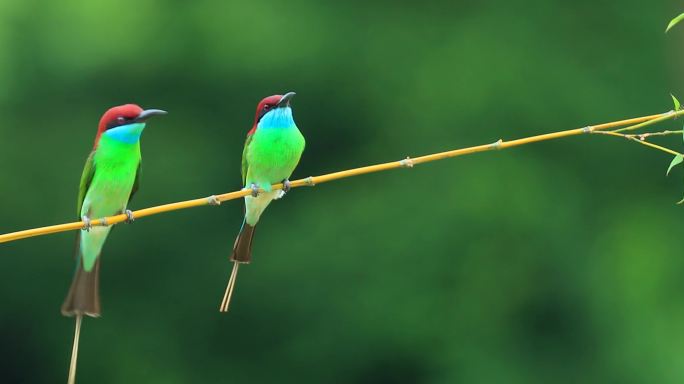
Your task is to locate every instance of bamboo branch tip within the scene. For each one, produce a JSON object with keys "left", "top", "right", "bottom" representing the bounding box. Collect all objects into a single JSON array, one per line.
[
  {"left": 400, "top": 157, "right": 414, "bottom": 168},
  {"left": 207, "top": 195, "right": 221, "bottom": 206}
]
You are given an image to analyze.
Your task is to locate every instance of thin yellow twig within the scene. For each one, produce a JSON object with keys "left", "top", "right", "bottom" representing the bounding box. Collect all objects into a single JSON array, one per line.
[
  {"left": 593, "top": 130, "right": 683, "bottom": 157},
  {"left": 627, "top": 130, "right": 683, "bottom": 140},
  {"left": 0, "top": 111, "right": 674, "bottom": 244},
  {"left": 612, "top": 110, "right": 683, "bottom": 133}
]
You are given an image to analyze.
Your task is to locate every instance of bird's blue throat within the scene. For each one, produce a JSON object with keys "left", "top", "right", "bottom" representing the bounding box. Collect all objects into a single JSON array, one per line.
[
  {"left": 103, "top": 122, "right": 146, "bottom": 144},
  {"left": 258, "top": 107, "right": 296, "bottom": 129}
]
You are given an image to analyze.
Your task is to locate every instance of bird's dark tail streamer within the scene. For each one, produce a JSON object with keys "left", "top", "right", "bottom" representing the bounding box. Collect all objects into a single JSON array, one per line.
[
  {"left": 67, "top": 315, "right": 82, "bottom": 384},
  {"left": 61, "top": 233, "right": 101, "bottom": 317},
  {"left": 220, "top": 221, "right": 256, "bottom": 312},
  {"left": 61, "top": 232, "right": 101, "bottom": 384}
]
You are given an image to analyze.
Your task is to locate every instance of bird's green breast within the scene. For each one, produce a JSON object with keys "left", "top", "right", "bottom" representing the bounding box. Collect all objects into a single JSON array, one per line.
[
  {"left": 79, "top": 134, "right": 141, "bottom": 271},
  {"left": 82, "top": 135, "right": 141, "bottom": 217},
  {"left": 246, "top": 125, "right": 305, "bottom": 189}
]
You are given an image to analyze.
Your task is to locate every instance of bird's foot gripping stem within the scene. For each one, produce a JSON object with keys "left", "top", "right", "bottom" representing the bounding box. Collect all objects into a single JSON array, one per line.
[
  {"left": 124, "top": 210, "right": 135, "bottom": 224},
  {"left": 250, "top": 183, "right": 259, "bottom": 197},
  {"left": 81, "top": 216, "right": 92, "bottom": 232}
]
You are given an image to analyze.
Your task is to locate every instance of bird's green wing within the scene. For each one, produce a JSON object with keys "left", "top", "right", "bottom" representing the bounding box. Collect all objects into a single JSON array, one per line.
[
  {"left": 128, "top": 161, "right": 142, "bottom": 203},
  {"left": 241, "top": 133, "right": 254, "bottom": 186},
  {"left": 76, "top": 151, "right": 96, "bottom": 218}
]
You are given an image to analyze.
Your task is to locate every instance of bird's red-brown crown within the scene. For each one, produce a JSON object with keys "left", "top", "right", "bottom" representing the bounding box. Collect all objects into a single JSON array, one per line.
[{"left": 94, "top": 104, "right": 143, "bottom": 147}]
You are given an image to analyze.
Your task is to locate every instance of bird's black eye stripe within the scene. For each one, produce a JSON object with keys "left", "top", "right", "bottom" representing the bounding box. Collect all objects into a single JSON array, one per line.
[
  {"left": 106, "top": 116, "right": 134, "bottom": 130},
  {"left": 257, "top": 104, "right": 273, "bottom": 121}
]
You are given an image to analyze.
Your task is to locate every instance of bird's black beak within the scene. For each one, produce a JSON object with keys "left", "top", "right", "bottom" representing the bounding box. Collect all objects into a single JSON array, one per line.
[
  {"left": 135, "top": 109, "right": 168, "bottom": 123},
  {"left": 276, "top": 92, "right": 296, "bottom": 108}
]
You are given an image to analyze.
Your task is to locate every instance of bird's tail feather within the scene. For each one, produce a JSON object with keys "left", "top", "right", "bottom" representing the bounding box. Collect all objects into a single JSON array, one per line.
[
  {"left": 231, "top": 220, "right": 256, "bottom": 264},
  {"left": 220, "top": 220, "right": 256, "bottom": 312},
  {"left": 67, "top": 315, "right": 83, "bottom": 384},
  {"left": 62, "top": 233, "right": 101, "bottom": 317}
]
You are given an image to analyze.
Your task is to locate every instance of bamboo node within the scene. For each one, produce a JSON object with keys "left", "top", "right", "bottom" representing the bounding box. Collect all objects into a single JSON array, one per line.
[
  {"left": 207, "top": 195, "right": 221, "bottom": 206},
  {"left": 491, "top": 139, "right": 503, "bottom": 150},
  {"left": 304, "top": 177, "right": 316, "bottom": 186},
  {"left": 100, "top": 217, "right": 109, "bottom": 227},
  {"left": 400, "top": 157, "right": 414, "bottom": 168},
  {"left": 582, "top": 126, "right": 594, "bottom": 133}
]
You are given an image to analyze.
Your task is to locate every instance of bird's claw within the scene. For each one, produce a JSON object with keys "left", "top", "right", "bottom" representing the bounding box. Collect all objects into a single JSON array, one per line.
[
  {"left": 250, "top": 183, "right": 259, "bottom": 197},
  {"left": 124, "top": 209, "right": 135, "bottom": 224},
  {"left": 81, "top": 216, "right": 92, "bottom": 231},
  {"left": 282, "top": 179, "right": 291, "bottom": 193}
]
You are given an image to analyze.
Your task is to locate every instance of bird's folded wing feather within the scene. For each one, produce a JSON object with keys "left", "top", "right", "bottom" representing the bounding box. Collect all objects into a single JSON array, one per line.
[
  {"left": 76, "top": 151, "right": 96, "bottom": 218},
  {"left": 241, "top": 133, "right": 254, "bottom": 186},
  {"left": 128, "top": 162, "right": 142, "bottom": 204}
]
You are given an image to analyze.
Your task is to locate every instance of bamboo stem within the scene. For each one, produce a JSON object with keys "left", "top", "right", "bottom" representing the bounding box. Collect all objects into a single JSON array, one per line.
[{"left": 0, "top": 111, "right": 676, "bottom": 244}]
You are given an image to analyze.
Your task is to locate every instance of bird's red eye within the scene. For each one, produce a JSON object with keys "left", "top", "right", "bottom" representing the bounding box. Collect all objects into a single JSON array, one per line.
[
  {"left": 117, "top": 116, "right": 125, "bottom": 123},
  {"left": 263, "top": 104, "right": 271, "bottom": 111}
]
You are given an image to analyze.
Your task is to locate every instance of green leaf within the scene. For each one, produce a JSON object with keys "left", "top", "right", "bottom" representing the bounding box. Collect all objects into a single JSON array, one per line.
[
  {"left": 666, "top": 13, "right": 684, "bottom": 33},
  {"left": 667, "top": 155, "right": 683, "bottom": 175},
  {"left": 672, "top": 94, "right": 681, "bottom": 111}
]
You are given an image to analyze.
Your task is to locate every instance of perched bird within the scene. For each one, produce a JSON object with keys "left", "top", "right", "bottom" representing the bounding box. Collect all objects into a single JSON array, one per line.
[
  {"left": 220, "top": 92, "right": 305, "bottom": 312},
  {"left": 62, "top": 104, "right": 166, "bottom": 384}
]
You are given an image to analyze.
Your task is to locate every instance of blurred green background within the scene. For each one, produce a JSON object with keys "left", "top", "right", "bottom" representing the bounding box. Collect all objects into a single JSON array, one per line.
[{"left": 1, "top": 1, "right": 684, "bottom": 383}]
